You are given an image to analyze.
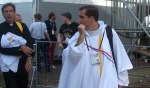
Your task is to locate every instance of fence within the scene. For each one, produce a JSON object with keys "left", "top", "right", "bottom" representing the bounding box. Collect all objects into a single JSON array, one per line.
[
  {"left": 29, "top": 41, "right": 63, "bottom": 88},
  {"left": 125, "top": 45, "right": 150, "bottom": 87},
  {"left": 28, "top": 40, "right": 150, "bottom": 88}
]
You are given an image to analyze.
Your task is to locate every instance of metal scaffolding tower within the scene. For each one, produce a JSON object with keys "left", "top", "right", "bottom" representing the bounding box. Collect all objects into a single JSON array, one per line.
[{"left": 112, "top": 0, "right": 150, "bottom": 87}]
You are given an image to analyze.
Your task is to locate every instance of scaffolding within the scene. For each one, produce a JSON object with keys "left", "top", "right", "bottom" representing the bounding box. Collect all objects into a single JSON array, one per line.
[{"left": 113, "top": 0, "right": 150, "bottom": 87}]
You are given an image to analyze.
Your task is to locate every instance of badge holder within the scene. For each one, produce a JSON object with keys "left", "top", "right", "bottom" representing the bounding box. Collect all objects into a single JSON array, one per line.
[{"left": 90, "top": 53, "right": 100, "bottom": 65}]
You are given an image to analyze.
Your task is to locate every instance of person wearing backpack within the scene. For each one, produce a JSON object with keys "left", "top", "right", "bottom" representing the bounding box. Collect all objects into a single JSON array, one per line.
[
  {"left": 0, "top": 3, "right": 34, "bottom": 88},
  {"left": 58, "top": 5, "right": 133, "bottom": 88}
]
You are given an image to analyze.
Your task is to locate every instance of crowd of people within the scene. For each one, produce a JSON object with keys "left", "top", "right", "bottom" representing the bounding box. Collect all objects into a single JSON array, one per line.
[{"left": 0, "top": 2, "right": 133, "bottom": 88}]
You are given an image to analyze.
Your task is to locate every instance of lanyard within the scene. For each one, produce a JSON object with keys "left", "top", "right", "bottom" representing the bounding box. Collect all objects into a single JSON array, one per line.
[
  {"left": 85, "top": 32, "right": 105, "bottom": 51},
  {"left": 50, "top": 22, "right": 55, "bottom": 28}
]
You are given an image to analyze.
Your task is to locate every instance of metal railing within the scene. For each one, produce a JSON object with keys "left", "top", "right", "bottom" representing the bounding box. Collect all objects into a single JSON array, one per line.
[{"left": 124, "top": 45, "right": 150, "bottom": 87}]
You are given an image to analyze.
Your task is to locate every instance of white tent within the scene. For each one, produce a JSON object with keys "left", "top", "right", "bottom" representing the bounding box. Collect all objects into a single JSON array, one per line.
[
  {"left": 0, "top": 0, "right": 33, "bottom": 4},
  {"left": 0, "top": 0, "right": 36, "bottom": 27},
  {"left": 42, "top": 0, "right": 112, "bottom": 6}
]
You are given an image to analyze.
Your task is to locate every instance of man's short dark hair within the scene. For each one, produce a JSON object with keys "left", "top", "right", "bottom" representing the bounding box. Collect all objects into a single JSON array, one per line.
[
  {"left": 1, "top": 3, "right": 16, "bottom": 13},
  {"left": 34, "top": 13, "right": 42, "bottom": 20},
  {"left": 49, "top": 12, "right": 55, "bottom": 19},
  {"left": 79, "top": 5, "right": 99, "bottom": 21}
]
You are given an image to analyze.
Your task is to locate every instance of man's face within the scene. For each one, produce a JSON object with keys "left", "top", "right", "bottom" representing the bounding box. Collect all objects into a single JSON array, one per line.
[
  {"left": 78, "top": 9, "right": 91, "bottom": 28},
  {"left": 62, "top": 16, "right": 67, "bottom": 23},
  {"left": 2, "top": 6, "right": 15, "bottom": 23},
  {"left": 53, "top": 13, "right": 56, "bottom": 20},
  {"left": 15, "top": 15, "right": 22, "bottom": 22}
]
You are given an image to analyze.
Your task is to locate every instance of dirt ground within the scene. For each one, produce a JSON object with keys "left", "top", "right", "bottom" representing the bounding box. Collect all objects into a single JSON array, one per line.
[
  {"left": 0, "top": 57, "right": 150, "bottom": 88},
  {"left": 127, "top": 54, "right": 150, "bottom": 88},
  {"left": 0, "top": 72, "right": 5, "bottom": 88},
  {"left": 0, "top": 65, "right": 61, "bottom": 88},
  {"left": 128, "top": 68, "right": 150, "bottom": 87},
  {"left": 30, "top": 65, "right": 62, "bottom": 88}
]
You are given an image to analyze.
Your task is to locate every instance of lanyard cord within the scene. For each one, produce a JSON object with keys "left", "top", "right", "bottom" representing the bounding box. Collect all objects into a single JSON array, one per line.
[
  {"left": 99, "top": 32, "right": 105, "bottom": 49},
  {"left": 85, "top": 36, "right": 89, "bottom": 51},
  {"left": 85, "top": 32, "right": 105, "bottom": 51}
]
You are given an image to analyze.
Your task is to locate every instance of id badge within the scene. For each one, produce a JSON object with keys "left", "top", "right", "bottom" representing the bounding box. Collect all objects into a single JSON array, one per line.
[
  {"left": 65, "top": 38, "right": 70, "bottom": 44},
  {"left": 90, "top": 53, "right": 100, "bottom": 65},
  {"left": 52, "top": 30, "right": 54, "bottom": 35}
]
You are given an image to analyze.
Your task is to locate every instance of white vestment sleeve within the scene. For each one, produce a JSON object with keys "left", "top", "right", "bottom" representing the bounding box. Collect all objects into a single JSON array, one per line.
[
  {"left": 112, "top": 29, "right": 133, "bottom": 86},
  {"left": 67, "top": 32, "right": 86, "bottom": 65},
  {"left": 118, "top": 71, "right": 129, "bottom": 86},
  {"left": 68, "top": 41, "right": 85, "bottom": 64}
]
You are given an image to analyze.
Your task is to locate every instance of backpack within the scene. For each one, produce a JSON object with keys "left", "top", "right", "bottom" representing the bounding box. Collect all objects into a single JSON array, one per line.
[
  {"left": 106, "top": 26, "right": 118, "bottom": 73},
  {"left": 16, "top": 22, "right": 23, "bottom": 33}
]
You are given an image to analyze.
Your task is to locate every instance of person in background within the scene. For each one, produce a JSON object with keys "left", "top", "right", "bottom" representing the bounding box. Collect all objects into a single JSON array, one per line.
[
  {"left": 44, "top": 12, "right": 57, "bottom": 69},
  {"left": 141, "top": 11, "right": 150, "bottom": 49},
  {"left": 57, "top": 12, "right": 79, "bottom": 64},
  {"left": 29, "top": 13, "right": 51, "bottom": 72},
  {"left": 57, "top": 12, "right": 79, "bottom": 50},
  {"left": 15, "top": 13, "right": 22, "bottom": 22}
]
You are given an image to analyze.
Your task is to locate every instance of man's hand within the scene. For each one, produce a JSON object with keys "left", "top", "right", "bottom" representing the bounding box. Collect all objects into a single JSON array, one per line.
[
  {"left": 75, "top": 24, "right": 85, "bottom": 46},
  {"left": 118, "top": 85, "right": 124, "bottom": 88},
  {"left": 49, "top": 43, "right": 52, "bottom": 47},
  {"left": 59, "top": 43, "right": 64, "bottom": 49},
  {"left": 25, "top": 57, "right": 32, "bottom": 72},
  {"left": 48, "top": 43, "right": 52, "bottom": 48},
  {"left": 21, "top": 46, "right": 34, "bottom": 56},
  {"left": 78, "top": 24, "right": 86, "bottom": 36}
]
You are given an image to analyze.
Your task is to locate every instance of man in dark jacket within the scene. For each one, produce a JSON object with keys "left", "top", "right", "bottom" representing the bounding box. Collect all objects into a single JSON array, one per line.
[
  {"left": 44, "top": 12, "right": 57, "bottom": 68},
  {"left": 0, "top": 3, "right": 34, "bottom": 88}
]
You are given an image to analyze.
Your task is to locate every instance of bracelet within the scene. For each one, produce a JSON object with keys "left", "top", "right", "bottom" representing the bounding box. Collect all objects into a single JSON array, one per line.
[{"left": 19, "top": 46, "right": 22, "bottom": 51}]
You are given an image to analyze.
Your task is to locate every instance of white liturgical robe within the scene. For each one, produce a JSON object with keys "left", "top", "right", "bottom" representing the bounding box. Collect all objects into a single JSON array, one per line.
[{"left": 59, "top": 21, "right": 133, "bottom": 88}]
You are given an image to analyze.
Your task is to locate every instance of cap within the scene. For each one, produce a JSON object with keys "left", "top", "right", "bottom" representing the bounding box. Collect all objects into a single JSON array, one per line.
[{"left": 61, "top": 12, "right": 72, "bottom": 19}]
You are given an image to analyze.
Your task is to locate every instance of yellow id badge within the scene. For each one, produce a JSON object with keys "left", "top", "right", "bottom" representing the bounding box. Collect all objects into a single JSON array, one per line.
[{"left": 90, "top": 53, "right": 100, "bottom": 65}]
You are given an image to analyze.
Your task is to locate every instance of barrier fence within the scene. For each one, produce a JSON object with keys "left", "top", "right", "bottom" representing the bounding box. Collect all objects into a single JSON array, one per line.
[
  {"left": 30, "top": 41, "right": 63, "bottom": 88},
  {"left": 125, "top": 45, "right": 150, "bottom": 87},
  {"left": 28, "top": 41, "right": 150, "bottom": 88}
]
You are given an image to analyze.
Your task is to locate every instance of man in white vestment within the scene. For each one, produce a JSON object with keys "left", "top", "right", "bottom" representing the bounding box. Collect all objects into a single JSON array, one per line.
[{"left": 58, "top": 5, "right": 133, "bottom": 88}]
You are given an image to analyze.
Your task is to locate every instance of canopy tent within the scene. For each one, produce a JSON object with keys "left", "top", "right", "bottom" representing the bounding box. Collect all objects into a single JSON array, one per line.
[
  {"left": 0, "top": 0, "right": 36, "bottom": 27},
  {"left": 0, "top": 0, "right": 33, "bottom": 4},
  {"left": 42, "top": 0, "right": 112, "bottom": 6}
]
